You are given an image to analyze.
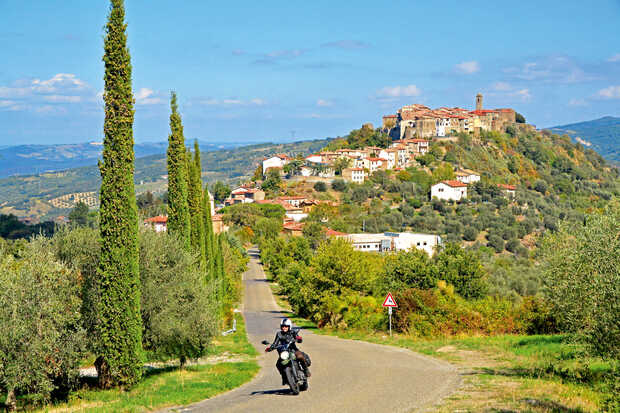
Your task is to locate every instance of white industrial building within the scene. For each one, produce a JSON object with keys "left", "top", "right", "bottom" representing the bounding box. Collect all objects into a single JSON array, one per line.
[{"left": 338, "top": 232, "right": 442, "bottom": 256}]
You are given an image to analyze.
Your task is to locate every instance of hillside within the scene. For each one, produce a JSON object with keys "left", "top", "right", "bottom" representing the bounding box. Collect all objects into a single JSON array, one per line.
[
  {"left": 0, "top": 139, "right": 329, "bottom": 220},
  {"left": 549, "top": 116, "right": 620, "bottom": 165},
  {"left": 0, "top": 140, "right": 247, "bottom": 178}
]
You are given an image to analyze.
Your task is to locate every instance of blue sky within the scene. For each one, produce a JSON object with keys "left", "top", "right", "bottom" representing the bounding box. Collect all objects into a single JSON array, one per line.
[{"left": 1, "top": 0, "right": 619, "bottom": 145}]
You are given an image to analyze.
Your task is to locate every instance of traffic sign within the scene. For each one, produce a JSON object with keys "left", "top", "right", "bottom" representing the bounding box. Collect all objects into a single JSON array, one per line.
[{"left": 382, "top": 292, "right": 398, "bottom": 307}]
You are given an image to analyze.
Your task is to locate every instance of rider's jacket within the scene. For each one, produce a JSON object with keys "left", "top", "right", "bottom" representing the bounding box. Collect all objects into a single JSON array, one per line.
[{"left": 268, "top": 329, "right": 300, "bottom": 352}]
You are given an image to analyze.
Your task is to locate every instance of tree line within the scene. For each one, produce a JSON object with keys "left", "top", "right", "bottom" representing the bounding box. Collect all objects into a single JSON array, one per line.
[{"left": 0, "top": 1, "right": 246, "bottom": 409}]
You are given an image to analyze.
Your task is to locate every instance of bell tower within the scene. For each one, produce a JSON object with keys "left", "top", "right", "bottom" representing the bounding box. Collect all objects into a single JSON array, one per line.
[{"left": 475, "top": 93, "right": 483, "bottom": 111}]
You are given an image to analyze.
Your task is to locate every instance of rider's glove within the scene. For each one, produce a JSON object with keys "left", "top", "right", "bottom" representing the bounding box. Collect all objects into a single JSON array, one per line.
[
  {"left": 265, "top": 347, "right": 271, "bottom": 352},
  {"left": 296, "top": 336, "right": 303, "bottom": 343}
]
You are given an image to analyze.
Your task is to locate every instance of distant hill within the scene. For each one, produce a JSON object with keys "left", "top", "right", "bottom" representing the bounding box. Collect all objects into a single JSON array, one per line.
[
  {"left": 0, "top": 139, "right": 330, "bottom": 220},
  {"left": 0, "top": 141, "right": 248, "bottom": 178},
  {"left": 549, "top": 116, "right": 620, "bottom": 164}
]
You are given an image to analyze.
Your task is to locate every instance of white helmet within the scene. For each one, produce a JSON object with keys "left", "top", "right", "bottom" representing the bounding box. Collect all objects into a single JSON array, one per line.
[{"left": 280, "top": 318, "right": 293, "bottom": 329}]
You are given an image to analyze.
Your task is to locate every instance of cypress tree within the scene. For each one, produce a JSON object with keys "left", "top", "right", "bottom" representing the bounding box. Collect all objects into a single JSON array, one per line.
[
  {"left": 202, "top": 186, "right": 216, "bottom": 277},
  {"left": 95, "top": 0, "right": 142, "bottom": 388},
  {"left": 187, "top": 142, "right": 205, "bottom": 264},
  {"left": 166, "top": 92, "right": 191, "bottom": 249}
]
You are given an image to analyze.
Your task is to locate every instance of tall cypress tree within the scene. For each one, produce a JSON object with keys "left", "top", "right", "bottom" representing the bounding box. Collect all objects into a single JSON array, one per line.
[
  {"left": 166, "top": 92, "right": 191, "bottom": 249},
  {"left": 186, "top": 142, "right": 205, "bottom": 264},
  {"left": 202, "top": 185, "right": 215, "bottom": 277},
  {"left": 96, "top": 0, "right": 142, "bottom": 388}
]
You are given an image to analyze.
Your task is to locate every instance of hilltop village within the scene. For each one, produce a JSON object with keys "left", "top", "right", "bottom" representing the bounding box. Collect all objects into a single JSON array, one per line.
[{"left": 194, "top": 93, "right": 527, "bottom": 255}]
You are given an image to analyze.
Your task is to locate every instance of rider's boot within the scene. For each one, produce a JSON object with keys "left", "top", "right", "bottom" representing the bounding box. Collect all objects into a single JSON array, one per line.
[{"left": 303, "top": 366, "right": 311, "bottom": 377}]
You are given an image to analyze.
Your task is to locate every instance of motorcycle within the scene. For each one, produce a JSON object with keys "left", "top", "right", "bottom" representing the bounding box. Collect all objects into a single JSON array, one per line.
[{"left": 262, "top": 329, "right": 309, "bottom": 395}]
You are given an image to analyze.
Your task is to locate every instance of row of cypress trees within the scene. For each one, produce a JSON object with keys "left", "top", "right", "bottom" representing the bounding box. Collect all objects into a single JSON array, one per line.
[{"left": 96, "top": 0, "right": 226, "bottom": 388}]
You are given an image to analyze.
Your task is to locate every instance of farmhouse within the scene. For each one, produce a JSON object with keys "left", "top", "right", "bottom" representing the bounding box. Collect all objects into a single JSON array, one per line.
[{"left": 431, "top": 180, "right": 468, "bottom": 201}]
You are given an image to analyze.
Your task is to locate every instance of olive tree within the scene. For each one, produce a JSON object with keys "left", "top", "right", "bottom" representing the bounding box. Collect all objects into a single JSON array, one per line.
[
  {"left": 0, "top": 241, "right": 86, "bottom": 410},
  {"left": 540, "top": 205, "right": 620, "bottom": 358}
]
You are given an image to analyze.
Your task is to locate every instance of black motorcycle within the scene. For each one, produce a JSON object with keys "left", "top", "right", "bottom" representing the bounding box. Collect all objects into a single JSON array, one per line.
[{"left": 262, "top": 330, "right": 309, "bottom": 395}]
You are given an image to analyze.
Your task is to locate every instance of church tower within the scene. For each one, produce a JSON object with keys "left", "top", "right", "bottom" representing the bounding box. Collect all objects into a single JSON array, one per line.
[{"left": 475, "top": 93, "right": 483, "bottom": 111}]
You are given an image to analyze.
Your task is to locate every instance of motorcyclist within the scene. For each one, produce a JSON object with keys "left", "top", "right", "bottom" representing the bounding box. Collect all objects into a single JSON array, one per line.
[{"left": 265, "top": 318, "right": 311, "bottom": 384}]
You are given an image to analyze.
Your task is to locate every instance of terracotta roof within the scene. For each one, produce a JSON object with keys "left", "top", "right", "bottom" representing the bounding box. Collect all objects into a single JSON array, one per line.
[
  {"left": 366, "top": 157, "right": 385, "bottom": 162},
  {"left": 145, "top": 215, "right": 167, "bottom": 224},
  {"left": 383, "top": 115, "right": 397, "bottom": 118},
  {"left": 497, "top": 184, "right": 517, "bottom": 190},
  {"left": 278, "top": 196, "right": 306, "bottom": 200},
  {"left": 283, "top": 222, "right": 304, "bottom": 231},
  {"left": 439, "top": 180, "right": 468, "bottom": 188},
  {"left": 325, "top": 228, "right": 348, "bottom": 237}
]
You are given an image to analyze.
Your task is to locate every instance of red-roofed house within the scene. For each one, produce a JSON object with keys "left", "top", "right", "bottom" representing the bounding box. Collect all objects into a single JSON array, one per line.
[
  {"left": 262, "top": 154, "right": 291, "bottom": 173},
  {"left": 497, "top": 184, "right": 517, "bottom": 197},
  {"left": 144, "top": 215, "right": 167, "bottom": 232},
  {"left": 431, "top": 180, "right": 468, "bottom": 201}
]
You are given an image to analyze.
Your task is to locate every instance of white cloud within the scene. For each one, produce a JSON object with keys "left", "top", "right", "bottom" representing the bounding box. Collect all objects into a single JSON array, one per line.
[
  {"left": 568, "top": 98, "right": 588, "bottom": 106},
  {"left": 376, "top": 85, "right": 421, "bottom": 98},
  {"left": 597, "top": 85, "right": 620, "bottom": 99},
  {"left": 503, "top": 56, "right": 595, "bottom": 84},
  {"left": 0, "top": 100, "right": 16, "bottom": 107},
  {"left": 250, "top": 98, "right": 266, "bottom": 105},
  {"left": 135, "top": 88, "right": 163, "bottom": 105},
  {"left": 514, "top": 88, "right": 531, "bottom": 101},
  {"left": 0, "top": 73, "right": 93, "bottom": 112},
  {"left": 317, "top": 99, "right": 332, "bottom": 107},
  {"left": 30, "top": 73, "right": 86, "bottom": 93},
  {"left": 608, "top": 53, "right": 620, "bottom": 62},
  {"left": 455, "top": 61, "right": 480, "bottom": 74},
  {"left": 493, "top": 82, "right": 512, "bottom": 91},
  {"left": 43, "top": 95, "right": 81, "bottom": 103}
]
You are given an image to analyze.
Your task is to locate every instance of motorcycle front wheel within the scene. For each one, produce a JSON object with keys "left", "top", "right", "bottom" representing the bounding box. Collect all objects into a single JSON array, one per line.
[{"left": 285, "top": 367, "right": 299, "bottom": 395}]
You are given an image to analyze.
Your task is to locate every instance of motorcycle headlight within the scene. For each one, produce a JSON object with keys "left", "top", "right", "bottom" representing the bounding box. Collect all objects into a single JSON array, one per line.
[{"left": 280, "top": 351, "right": 289, "bottom": 361}]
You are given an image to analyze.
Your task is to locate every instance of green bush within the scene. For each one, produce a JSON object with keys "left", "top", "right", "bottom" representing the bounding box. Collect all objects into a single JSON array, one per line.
[
  {"left": 540, "top": 206, "right": 620, "bottom": 358},
  {"left": 139, "top": 230, "right": 219, "bottom": 366},
  {"left": 313, "top": 181, "right": 327, "bottom": 192},
  {"left": 487, "top": 234, "right": 505, "bottom": 253},
  {"left": 331, "top": 179, "right": 347, "bottom": 192},
  {"left": 463, "top": 226, "right": 479, "bottom": 241},
  {"left": 0, "top": 240, "right": 86, "bottom": 408}
]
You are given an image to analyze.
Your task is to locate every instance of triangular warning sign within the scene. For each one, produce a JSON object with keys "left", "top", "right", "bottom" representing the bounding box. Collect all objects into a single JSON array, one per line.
[{"left": 382, "top": 292, "right": 397, "bottom": 307}]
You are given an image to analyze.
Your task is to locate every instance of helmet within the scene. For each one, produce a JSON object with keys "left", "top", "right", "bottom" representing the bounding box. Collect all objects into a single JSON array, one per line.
[{"left": 280, "top": 318, "right": 293, "bottom": 329}]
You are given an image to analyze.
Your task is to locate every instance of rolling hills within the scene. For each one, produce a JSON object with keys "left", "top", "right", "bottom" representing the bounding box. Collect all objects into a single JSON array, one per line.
[
  {"left": 0, "top": 139, "right": 329, "bottom": 220},
  {"left": 549, "top": 116, "right": 620, "bottom": 165},
  {"left": 0, "top": 141, "right": 248, "bottom": 178}
]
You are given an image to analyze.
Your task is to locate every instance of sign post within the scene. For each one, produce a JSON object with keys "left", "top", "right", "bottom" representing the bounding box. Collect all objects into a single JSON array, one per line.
[{"left": 382, "top": 293, "right": 398, "bottom": 337}]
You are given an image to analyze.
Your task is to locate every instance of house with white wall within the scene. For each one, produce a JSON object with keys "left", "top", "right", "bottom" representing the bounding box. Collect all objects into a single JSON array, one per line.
[
  {"left": 262, "top": 154, "right": 290, "bottom": 173},
  {"left": 431, "top": 180, "right": 468, "bottom": 201},
  {"left": 342, "top": 167, "right": 366, "bottom": 184}
]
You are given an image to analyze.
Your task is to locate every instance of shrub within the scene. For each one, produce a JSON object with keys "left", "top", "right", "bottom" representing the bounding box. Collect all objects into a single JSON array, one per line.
[
  {"left": 540, "top": 206, "right": 620, "bottom": 358},
  {"left": 487, "top": 234, "right": 505, "bottom": 253},
  {"left": 331, "top": 179, "right": 347, "bottom": 192},
  {"left": 463, "top": 226, "right": 479, "bottom": 241},
  {"left": 434, "top": 243, "right": 488, "bottom": 299},
  {"left": 313, "top": 181, "right": 327, "bottom": 192},
  {"left": 534, "top": 179, "right": 548, "bottom": 194},
  {"left": 505, "top": 238, "right": 521, "bottom": 253},
  {"left": 393, "top": 283, "right": 526, "bottom": 337},
  {"left": 0, "top": 240, "right": 86, "bottom": 409},
  {"left": 139, "top": 230, "right": 219, "bottom": 366}
]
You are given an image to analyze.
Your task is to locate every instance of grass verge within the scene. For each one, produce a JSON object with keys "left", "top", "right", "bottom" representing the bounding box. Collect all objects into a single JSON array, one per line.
[
  {"left": 270, "top": 281, "right": 618, "bottom": 412},
  {"left": 38, "top": 313, "right": 259, "bottom": 413}
]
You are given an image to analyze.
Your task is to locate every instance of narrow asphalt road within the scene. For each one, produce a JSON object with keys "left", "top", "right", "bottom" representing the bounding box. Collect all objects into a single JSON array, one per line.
[{"left": 170, "top": 248, "right": 459, "bottom": 413}]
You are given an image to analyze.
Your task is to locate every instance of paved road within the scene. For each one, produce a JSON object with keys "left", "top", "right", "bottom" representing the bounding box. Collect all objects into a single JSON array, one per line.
[{"left": 171, "top": 249, "right": 459, "bottom": 413}]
